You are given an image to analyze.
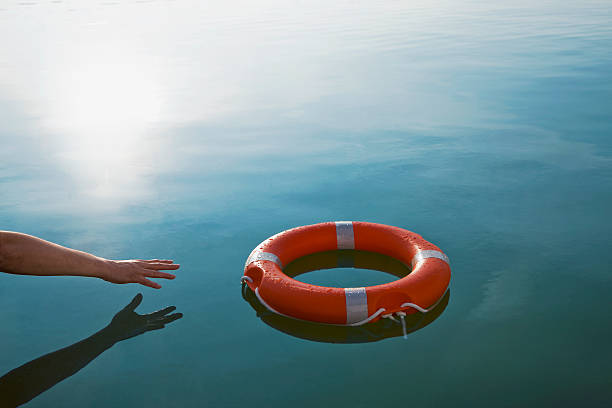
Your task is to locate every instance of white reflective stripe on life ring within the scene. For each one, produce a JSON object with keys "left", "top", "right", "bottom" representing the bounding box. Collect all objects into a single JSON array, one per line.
[
  {"left": 410, "top": 250, "right": 450, "bottom": 269},
  {"left": 344, "top": 287, "right": 368, "bottom": 324},
  {"left": 245, "top": 251, "right": 283, "bottom": 269},
  {"left": 335, "top": 221, "right": 355, "bottom": 250}
]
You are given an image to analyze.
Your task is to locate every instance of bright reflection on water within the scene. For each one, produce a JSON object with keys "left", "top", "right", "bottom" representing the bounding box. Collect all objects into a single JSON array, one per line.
[
  {"left": 1, "top": 0, "right": 612, "bottom": 407},
  {"left": 51, "top": 60, "right": 162, "bottom": 200}
]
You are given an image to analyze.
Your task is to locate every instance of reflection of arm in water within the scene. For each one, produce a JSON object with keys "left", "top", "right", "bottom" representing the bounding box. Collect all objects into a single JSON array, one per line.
[
  {"left": 0, "top": 294, "right": 182, "bottom": 408},
  {"left": 0, "top": 231, "right": 179, "bottom": 289}
]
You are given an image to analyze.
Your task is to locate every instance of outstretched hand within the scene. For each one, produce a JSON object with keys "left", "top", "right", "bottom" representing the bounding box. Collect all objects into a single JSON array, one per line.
[
  {"left": 105, "top": 294, "right": 183, "bottom": 342},
  {"left": 102, "top": 259, "right": 180, "bottom": 289}
]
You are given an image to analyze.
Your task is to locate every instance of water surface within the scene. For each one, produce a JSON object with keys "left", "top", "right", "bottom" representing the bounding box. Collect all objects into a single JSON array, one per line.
[{"left": 1, "top": 0, "right": 611, "bottom": 406}]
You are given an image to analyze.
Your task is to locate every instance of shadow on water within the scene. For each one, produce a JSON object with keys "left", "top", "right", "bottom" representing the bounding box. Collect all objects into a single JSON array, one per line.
[
  {"left": 0, "top": 294, "right": 182, "bottom": 408},
  {"left": 242, "top": 250, "right": 449, "bottom": 343}
]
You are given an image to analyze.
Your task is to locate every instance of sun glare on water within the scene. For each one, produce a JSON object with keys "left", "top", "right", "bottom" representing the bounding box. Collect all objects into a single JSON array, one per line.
[
  {"left": 63, "top": 63, "right": 161, "bottom": 134},
  {"left": 45, "top": 58, "right": 164, "bottom": 205}
]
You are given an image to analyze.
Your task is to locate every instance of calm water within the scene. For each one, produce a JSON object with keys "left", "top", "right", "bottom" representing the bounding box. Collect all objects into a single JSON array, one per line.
[{"left": 1, "top": 0, "right": 611, "bottom": 406}]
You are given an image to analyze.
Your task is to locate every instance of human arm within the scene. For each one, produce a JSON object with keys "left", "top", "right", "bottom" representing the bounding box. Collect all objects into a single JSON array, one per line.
[
  {"left": 0, "top": 231, "right": 179, "bottom": 289},
  {"left": 0, "top": 294, "right": 182, "bottom": 407}
]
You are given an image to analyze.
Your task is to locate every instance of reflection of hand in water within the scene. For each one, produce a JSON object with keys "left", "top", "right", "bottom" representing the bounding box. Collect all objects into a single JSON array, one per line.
[
  {"left": 0, "top": 294, "right": 182, "bottom": 408},
  {"left": 105, "top": 293, "right": 182, "bottom": 342}
]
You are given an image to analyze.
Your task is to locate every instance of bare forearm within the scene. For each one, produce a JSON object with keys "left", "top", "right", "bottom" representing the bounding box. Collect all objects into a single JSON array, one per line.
[
  {"left": 0, "top": 231, "right": 180, "bottom": 288},
  {"left": 0, "top": 231, "right": 109, "bottom": 279}
]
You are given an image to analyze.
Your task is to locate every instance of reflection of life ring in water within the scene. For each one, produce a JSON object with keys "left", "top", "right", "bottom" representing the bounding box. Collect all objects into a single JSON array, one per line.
[
  {"left": 242, "top": 222, "right": 451, "bottom": 326},
  {"left": 241, "top": 250, "right": 450, "bottom": 343}
]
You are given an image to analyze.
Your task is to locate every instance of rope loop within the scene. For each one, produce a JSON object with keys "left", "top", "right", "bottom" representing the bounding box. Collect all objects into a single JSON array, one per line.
[
  {"left": 347, "top": 308, "right": 386, "bottom": 326},
  {"left": 382, "top": 313, "right": 399, "bottom": 323},
  {"left": 395, "top": 311, "right": 408, "bottom": 339}
]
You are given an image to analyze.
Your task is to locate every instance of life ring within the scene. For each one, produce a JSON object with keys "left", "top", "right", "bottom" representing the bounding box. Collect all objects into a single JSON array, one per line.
[
  {"left": 242, "top": 221, "right": 451, "bottom": 326},
  {"left": 242, "top": 249, "right": 450, "bottom": 343}
]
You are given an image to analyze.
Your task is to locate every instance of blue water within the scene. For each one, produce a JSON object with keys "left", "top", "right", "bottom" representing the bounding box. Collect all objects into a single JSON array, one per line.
[{"left": 1, "top": 0, "right": 611, "bottom": 406}]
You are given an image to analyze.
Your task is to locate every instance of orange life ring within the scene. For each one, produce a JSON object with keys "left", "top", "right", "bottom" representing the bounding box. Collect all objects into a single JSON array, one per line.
[{"left": 242, "top": 221, "right": 451, "bottom": 326}]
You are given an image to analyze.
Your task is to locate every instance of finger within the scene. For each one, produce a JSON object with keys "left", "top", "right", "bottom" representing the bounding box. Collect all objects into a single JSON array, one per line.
[
  {"left": 136, "top": 259, "right": 175, "bottom": 264},
  {"left": 124, "top": 293, "right": 143, "bottom": 311},
  {"left": 145, "top": 324, "right": 166, "bottom": 331},
  {"left": 143, "top": 270, "right": 176, "bottom": 280},
  {"left": 147, "top": 306, "right": 176, "bottom": 318},
  {"left": 139, "top": 277, "right": 162, "bottom": 289},
  {"left": 141, "top": 263, "right": 180, "bottom": 270},
  {"left": 157, "top": 313, "right": 183, "bottom": 324}
]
